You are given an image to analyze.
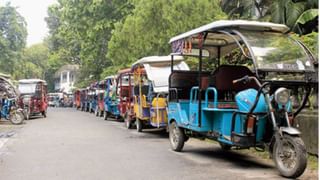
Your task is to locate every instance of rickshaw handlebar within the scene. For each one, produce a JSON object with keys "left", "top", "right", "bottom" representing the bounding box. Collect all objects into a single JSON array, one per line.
[{"left": 233, "top": 75, "right": 262, "bottom": 87}]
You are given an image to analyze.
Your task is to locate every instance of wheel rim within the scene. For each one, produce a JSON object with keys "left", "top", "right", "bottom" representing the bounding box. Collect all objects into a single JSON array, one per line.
[
  {"left": 126, "top": 119, "right": 130, "bottom": 128},
  {"left": 170, "top": 123, "right": 179, "bottom": 148},
  {"left": 10, "top": 112, "right": 23, "bottom": 124},
  {"left": 276, "top": 139, "right": 297, "bottom": 171},
  {"left": 136, "top": 119, "right": 141, "bottom": 131},
  {"left": 124, "top": 114, "right": 130, "bottom": 128}
]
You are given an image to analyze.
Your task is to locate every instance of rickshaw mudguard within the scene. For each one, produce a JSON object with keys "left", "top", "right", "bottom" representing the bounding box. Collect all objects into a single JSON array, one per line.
[
  {"left": 280, "top": 127, "right": 301, "bottom": 135},
  {"left": 168, "top": 102, "right": 189, "bottom": 126},
  {"left": 235, "top": 88, "right": 267, "bottom": 113}
]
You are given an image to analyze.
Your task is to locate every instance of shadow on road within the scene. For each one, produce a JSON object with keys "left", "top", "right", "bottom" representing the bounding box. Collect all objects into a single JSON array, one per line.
[{"left": 183, "top": 147, "right": 274, "bottom": 169}]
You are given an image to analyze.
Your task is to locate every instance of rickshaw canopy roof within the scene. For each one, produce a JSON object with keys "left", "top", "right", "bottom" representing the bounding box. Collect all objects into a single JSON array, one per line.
[
  {"left": 169, "top": 20, "right": 290, "bottom": 59},
  {"left": 132, "top": 55, "right": 189, "bottom": 93},
  {"left": 19, "top": 79, "right": 47, "bottom": 84},
  {"left": 103, "top": 75, "right": 116, "bottom": 80},
  {"left": 132, "top": 55, "right": 184, "bottom": 67},
  {"left": 0, "top": 73, "right": 11, "bottom": 79},
  {"left": 117, "top": 68, "right": 132, "bottom": 75},
  {"left": 169, "top": 20, "right": 289, "bottom": 44}
]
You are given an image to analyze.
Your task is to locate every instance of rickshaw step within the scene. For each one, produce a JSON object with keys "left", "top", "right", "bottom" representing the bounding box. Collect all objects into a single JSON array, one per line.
[{"left": 231, "top": 132, "right": 255, "bottom": 147}]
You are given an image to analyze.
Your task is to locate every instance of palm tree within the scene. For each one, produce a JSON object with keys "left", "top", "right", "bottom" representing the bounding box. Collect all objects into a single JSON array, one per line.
[
  {"left": 270, "top": 0, "right": 318, "bottom": 34},
  {"left": 221, "top": 0, "right": 318, "bottom": 34},
  {"left": 220, "top": 0, "right": 271, "bottom": 19}
]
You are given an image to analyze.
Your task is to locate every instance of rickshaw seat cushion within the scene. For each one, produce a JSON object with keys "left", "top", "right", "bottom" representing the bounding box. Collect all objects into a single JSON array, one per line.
[{"left": 212, "top": 65, "right": 258, "bottom": 92}]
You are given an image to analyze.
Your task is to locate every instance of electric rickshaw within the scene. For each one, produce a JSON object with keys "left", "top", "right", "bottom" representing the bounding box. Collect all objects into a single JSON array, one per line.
[
  {"left": 79, "top": 88, "right": 88, "bottom": 111},
  {"left": 95, "top": 80, "right": 106, "bottom": 117},
  {"left": 103, "top": 75, "right": 120, "bottom": 120},
  {"left": 167, "top": 20, "right": 317, "bottom": 178},
  {"left": 18, "top": 79, "right": 48, "bottom": 120},
  {"left": 0, "top": 74, "right": 24, "bottom": 124},
  {"left": 48, "top": 93, "right": 61, "bottom": 107},
  {"left": 116, "top": 68, "right": 134, "bottom": 128},
  {"left": 132, "top": 56, "right": 189, "bottom": 132},
  {"left": 88, "top": 83, "right": 98, "bottom": 113}
]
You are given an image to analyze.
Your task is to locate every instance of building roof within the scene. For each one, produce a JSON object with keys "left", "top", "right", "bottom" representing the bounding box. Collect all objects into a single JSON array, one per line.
[{"left": 54, "top": 64, "right": 80, "bottom": 78}]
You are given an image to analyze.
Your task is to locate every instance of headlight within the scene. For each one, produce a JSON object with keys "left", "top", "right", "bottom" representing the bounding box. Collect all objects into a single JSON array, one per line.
[{"left": 274, "top": 87, "right": 290, "bottom": 105}]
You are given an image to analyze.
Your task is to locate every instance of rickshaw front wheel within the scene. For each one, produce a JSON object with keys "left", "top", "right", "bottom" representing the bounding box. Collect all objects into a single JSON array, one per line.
[
  {"left": 169, "top": 121, "right": 185, "bottom": 152},
  {"left": 136, "top": 118, "right": 143, "bottom": 132},
  {"left": 273, "top": 134, "right": 307, "bottom": 178},
  {"left": 9, "top": 111, "right": 24, "bottom": 125}
]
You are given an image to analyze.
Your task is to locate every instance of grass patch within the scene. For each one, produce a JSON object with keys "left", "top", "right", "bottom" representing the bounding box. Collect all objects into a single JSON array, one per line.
[{"left": 307, "top": 154, "right": 318, "bottom": 170}]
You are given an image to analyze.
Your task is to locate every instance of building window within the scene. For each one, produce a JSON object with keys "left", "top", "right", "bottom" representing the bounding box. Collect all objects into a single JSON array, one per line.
[
  {"left": 70, "top": 73, "right": 74, "bottom": 82},
  {"left": 62, "top": 73, "right": 67, "bottom": 83}
]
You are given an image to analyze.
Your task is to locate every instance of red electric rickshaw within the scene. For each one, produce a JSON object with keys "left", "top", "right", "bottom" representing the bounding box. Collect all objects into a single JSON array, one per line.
[
  {"left": 116, "top": 68, "right": 134, "bottom": 128},
  {"left": 18, "top": 79, "right": 48, "bottom": 120}
]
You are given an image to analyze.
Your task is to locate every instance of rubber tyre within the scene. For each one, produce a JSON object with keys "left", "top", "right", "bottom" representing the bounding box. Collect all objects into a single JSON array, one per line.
[
  {"left": 136, "top": 118, "right": 143, "bottom": 132},
  {"left": 9, "top": 111, "right": 24, "bottom": 125},
  {"left": 104, "top": 111, "right": 109, "bottom": 120},
  {"left": 273, "top": 134, "right": 307, "bottom": 178},
  {"left": 124, "top": 113, "right": 132, "bottom": 129},
  {"left": 169, "top": 121, "right": 185, "bottom": 152},
  {"left": 25, "top": 109, "right": 30, "bottom": 120},
  {"left": 42, "top": 110, "right": 47, "bottom": 118},
  {"left": 95, "top": 107, "right": 99, "bottom": 117}
]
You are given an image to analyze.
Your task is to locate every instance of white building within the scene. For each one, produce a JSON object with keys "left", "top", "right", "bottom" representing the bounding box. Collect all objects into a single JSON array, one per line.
[{"left": 54, "top": 64, "right": 79, "bottom": 93}]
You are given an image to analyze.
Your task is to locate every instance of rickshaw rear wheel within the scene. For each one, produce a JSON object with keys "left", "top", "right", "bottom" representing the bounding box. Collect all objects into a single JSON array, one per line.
[
  {"left": 273, "top": 134, "right": 307, "bottom": 178},
  {"left": 104, "top": 111, "right": 109, "bottom": 120},
  {"left": 124, "top": 113, "right": 132, "bottom": 129},
  {"left": 169, "top": 121, "right": 185, "bottom": 152},
  {"left": 136, "top": 118, "right": 143, "bottom": 132},
  {"left": 95, "top": 107, "right": 99, "bottom": 116}
]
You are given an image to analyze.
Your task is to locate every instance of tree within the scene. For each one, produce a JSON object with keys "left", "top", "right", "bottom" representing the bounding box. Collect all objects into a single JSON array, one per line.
[
  {"left": 12, "top": 43, "right": 50, "bottom": 81},
  {"left": 270, "top": 0, "right": 318, "bottom": 34},
  {"left": 221, "top": 0, "right": 318, "bottom": 35},
  {"left": 0, "top": 3, "right": 27, "bottom": 75},
  {"left": 106, "top": 0, "right": 226, "bottom": 76},
  {"left": 220, "top": 0, "right": 271, "bottom": 19},
  {"left": 45, "top": 0, "right": 133, "bottom": 87}
]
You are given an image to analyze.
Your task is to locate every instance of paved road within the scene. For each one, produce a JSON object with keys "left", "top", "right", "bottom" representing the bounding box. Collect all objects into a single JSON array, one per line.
[{"left": 0, "top": 108, "right": 313, "bottom": 180}]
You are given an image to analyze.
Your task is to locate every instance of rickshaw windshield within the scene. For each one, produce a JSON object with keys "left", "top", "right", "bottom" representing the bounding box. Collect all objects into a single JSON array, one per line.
[
  {"left": 241, "top": 31, "right": 314, "bottom": 72},
  {"left": 18, "top": 83, "right": 36, "bottom": 94}
]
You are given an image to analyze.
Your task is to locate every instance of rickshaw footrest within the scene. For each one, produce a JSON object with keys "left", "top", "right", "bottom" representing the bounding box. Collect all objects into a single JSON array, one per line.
[{"left": 231, "top": 132, "right": 255, "bottom": 147}]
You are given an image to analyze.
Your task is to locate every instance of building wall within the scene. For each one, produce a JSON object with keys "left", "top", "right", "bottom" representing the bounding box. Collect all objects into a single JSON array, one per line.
[{"left": 54, "top": 70, "right": 77, "bottom": 93}]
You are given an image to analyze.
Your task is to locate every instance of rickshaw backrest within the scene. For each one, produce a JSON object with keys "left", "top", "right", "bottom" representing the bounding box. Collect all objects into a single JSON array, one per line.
[
  {"left": 212, "top": 65, "right": 258, "bottom": 93},
  {"left": 134, "top": 85, "right": 149, "bottom": 96}
]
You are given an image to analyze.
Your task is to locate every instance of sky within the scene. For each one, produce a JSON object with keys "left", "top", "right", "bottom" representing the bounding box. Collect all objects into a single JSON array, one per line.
[{"left": 1, "top": 0, "right": 57, "bottom": 46}]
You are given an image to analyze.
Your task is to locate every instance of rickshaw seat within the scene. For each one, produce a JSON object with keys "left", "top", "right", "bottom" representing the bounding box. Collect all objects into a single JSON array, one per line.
[{"left": 212, "top": 65, "right": 258, "bottom": 93}]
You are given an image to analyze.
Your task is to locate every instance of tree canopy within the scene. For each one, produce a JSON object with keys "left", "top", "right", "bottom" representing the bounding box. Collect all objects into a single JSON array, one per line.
[{"left": 0, "top": 3, "right": 27, "bottom": 75}]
